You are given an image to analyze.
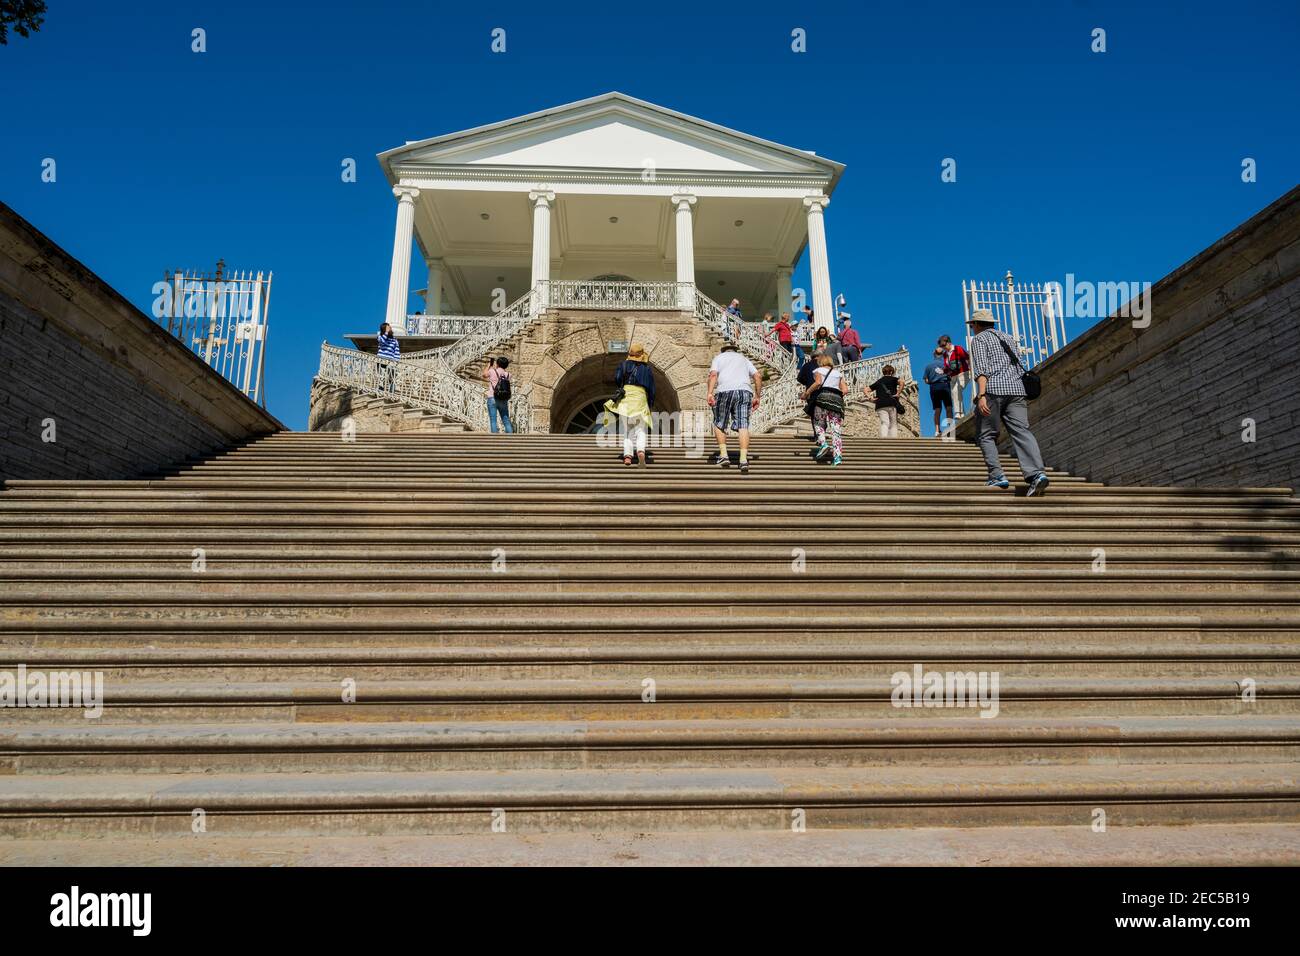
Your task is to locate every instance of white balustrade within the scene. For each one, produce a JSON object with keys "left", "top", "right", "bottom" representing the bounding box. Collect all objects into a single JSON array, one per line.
[
  {"left": 404, "top": 286, "right": 542, "bottom": 368},
  {"left": 317, "top": 343, "right": 533, "bottom": 434},
  {"left": 544, "top": 279, "right": 691, "bottom": 311},
  {"left": 404, "top": 314, "right": 498, "bottom": 338}
]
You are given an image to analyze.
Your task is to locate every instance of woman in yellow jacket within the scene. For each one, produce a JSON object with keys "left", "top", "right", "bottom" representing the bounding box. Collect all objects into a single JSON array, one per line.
[{"left": 603, "top": 342, "right": 656, "bottom": 466}]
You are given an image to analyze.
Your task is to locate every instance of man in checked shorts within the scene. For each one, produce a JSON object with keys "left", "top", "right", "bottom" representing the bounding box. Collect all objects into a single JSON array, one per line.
[{"left": 706, "top": 344, "right": 763, "bottom": 474}]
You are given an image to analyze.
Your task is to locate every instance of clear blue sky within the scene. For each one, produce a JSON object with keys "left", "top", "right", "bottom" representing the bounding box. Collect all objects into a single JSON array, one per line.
[{"left": 3, "top": 0, "right": 1297, "bottom": 429}]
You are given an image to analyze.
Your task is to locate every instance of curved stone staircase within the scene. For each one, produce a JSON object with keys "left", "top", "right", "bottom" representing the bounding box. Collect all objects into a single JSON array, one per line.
[{"left": 1, "top": 433, "right": 1298, "bottom": 864}]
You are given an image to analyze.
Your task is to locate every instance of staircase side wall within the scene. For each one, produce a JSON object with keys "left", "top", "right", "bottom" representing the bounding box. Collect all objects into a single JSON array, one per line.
[
  {"left": 958, "top": 186, "right": 1300, "bottom": 492},
  {"left": 0, "top": 202, "right": 283, "bottom": 481}
]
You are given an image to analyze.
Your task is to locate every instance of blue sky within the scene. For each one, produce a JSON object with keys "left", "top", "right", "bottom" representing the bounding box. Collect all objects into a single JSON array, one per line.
[{"left": 3, "top": 0, "right": 1297, "bottom": 429}]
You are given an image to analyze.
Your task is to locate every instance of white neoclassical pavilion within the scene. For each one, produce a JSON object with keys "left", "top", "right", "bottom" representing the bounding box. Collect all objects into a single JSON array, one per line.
[{"left": 361, "top": 92, "right": 843, "bottom": 348}]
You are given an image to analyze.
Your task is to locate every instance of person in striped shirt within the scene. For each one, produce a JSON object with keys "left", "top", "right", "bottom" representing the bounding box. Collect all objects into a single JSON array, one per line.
[
  {"left": 968, "top": 309, "right": 1050, "bottom": 496},
  {"left": 377, "top": 323, "right": 401, "bottom": 360},
  {"left": 376, "top": 323, "right": 400, "bottom": 390}
]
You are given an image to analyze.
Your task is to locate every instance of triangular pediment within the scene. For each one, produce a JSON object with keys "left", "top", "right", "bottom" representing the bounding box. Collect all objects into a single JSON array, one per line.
[{"left": 381, "top": 93, "right": 841, "bottom": 179}]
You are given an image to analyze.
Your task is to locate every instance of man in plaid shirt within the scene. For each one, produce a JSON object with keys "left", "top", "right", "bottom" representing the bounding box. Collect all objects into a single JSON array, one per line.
[{"left": 968, "top": 309, "right": 1050, "bottom": 496}]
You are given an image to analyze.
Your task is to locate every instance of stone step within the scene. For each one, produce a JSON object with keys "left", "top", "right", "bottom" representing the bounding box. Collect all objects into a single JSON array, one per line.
[
  {"left": 6, "top": 567, "right": 1300, "bottom": 585},
  {"left": 7, "top": 823, "right": 1298, "bottom": 865},
  {"left": 5, "top": 716, "right": 1299, "bottom": 773},
  {"left": 6, "top": 656, "right": 1298, "bottom": 683},
  {"left": 5, "top": 498, "right": 1294, "bottom": 518},
  {"left": 5, "top": 582, "right": 1299, "bottom": 607},
  {"left": 8, "top": 638, "right": 1300, "bottom": 669},
  {"left": 2, "top": 676, "right": 1295, "bottom": 724},
  {"left": 3, "top": 554, "right": 1298, "bottom": 573},
  {"left": 8, "top": 625, "right": 1287, "bottom": 650},
  {"left": 3, "top": 517, "right": 1295, "bottom": 537},
  {"left": 1, "top": 763, "right": 1295, "bottom": 837}
]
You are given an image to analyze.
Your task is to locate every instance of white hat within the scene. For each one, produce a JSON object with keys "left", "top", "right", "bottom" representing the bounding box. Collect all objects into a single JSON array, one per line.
[{"left": 967, "top": 308, "right": 997, "bottom": 326}]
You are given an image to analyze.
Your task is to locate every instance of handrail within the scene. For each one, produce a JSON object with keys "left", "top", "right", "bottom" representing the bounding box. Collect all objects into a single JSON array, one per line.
[
  {"left": 317, "top": 342, "right": 533, "bottom": 433},
  {"left": 405, "top": 314, "right": 499, "bottom": 337},
  {"left": 750, "top": 347, "right": 914, "bottom": 433},
  {"left": 404, "top": 285, "right": 542, "bottom": 369},
  {"left": 693, "top": 289, "right": 797, "bottom": 377}
]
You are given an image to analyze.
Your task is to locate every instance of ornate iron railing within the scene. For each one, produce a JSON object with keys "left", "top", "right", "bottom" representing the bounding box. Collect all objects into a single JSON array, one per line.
[
  {"left": 405, "top": 314, "right": 498, "bottom": 338},
  {"left": 317, "top": 343, "right": 533, "bottom": 433},
  {"left": 694, "top": 289, "right": 797, "bottom": 377},
  {"left": 838, "top": 347, "right": 913, "bottom": 397},
  {"left": 404, "top": 287, "right": 542, "bottom": 370},
  {"left": 749, "top": 347, "right": 914, "bottom": 433},
  {"left": 544, "top": 279, "right": 691, "bottom": 311}
]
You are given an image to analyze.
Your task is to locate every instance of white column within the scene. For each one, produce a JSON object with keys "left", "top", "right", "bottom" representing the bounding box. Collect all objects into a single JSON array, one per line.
[
  {"left": 671, "top": 191, "right": 697, "bottom": 309},
  {"left": 776, "top": 265, "right": 794, "bottom": 316},
  {"left": 528, "top": 188, "right": 555, "bottom": 294},
  {"left": 423, "top": 257, "right": 444, "bottom": 316},
  {"left": 803, "top": 194, "right": 834, "bottom": 330},
  {"left": 385, "top": 185, "right": 420, "bottom": 331}
]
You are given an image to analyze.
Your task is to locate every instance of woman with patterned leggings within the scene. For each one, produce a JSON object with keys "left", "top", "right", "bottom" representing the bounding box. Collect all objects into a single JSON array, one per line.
[{"left": 802, "top": 353, "right": 848, "bottom": 466}]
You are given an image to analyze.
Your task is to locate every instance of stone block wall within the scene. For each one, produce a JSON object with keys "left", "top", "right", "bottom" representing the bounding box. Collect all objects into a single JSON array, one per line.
[
  {"left": 0, "top": 201, "right": 282, "bottom": 480},
  {"left": 957, "top": 186, "right": 1300, "bottom": 492}
]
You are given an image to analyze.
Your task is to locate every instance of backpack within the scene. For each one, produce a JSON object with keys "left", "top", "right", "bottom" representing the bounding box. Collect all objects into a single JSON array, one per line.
[{"left": 493, "top": 371, "right": 512, "bottom": 402}]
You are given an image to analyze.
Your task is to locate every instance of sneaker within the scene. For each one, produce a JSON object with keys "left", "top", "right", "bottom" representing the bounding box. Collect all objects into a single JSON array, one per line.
[
  {"left": 986, "top": 477, "right": 1010, "bottom": 490},
  {"left": 830, "top": 456, "right": 842, "bottom": 467},
  {"left": 739, "top": 459, "right": 749, "bottom": 474},
  {"left": 1026, "top": 472, "right": 1051, "bottom": 497},
  {"left": 814, "top": 443, "right": 832, "bottom": 461},
  {"left": 719, "top": 456, "right": 732, "bottom": 468},
  {"left": 708, "top": 452, "right": 726, "bottom": 466}
]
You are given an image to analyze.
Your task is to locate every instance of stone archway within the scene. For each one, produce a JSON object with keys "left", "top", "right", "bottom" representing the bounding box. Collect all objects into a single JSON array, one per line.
[
  {"left": 513, "top": 312, "right": 714, "bottom": 433},
  {"left": 549, "top": 353, "right": 680, "bottom": 433}
]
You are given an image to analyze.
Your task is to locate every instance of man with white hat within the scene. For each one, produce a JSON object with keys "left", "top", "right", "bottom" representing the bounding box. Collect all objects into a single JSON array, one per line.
[{"left": 967, "top": 309, "right": 1050, "bottom": 495}]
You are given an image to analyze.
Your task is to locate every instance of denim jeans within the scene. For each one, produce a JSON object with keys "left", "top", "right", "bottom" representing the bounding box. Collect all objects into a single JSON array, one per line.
[{"left": 487, "top": 398, "right": 513, "bottom": 434}]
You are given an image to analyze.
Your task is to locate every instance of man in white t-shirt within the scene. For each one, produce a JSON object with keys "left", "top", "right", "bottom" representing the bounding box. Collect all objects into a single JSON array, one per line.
[{"left": 706, "top": 344, "right": 762, "bottom": 473}]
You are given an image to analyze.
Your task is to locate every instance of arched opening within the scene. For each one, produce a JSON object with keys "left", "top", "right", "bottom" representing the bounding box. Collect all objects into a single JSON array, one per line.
[{"left": 549, "top": 353, "right": 680, "bottom": 434}]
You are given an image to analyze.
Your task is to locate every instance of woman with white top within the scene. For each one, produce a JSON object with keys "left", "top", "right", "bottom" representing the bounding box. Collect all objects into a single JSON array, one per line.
[{"left": 802, "top": 352, "right": 848, "bottom": 466}]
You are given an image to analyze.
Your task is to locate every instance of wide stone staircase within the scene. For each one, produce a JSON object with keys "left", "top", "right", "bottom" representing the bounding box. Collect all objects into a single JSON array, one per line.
[{"left": 1, "top": 432, "right": 1299, "bottom": 864}]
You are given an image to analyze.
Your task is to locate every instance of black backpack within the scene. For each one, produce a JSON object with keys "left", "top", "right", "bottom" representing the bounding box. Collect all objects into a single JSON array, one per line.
[{"left": 493, "top": 372, "right": 512, "bottom": 402}]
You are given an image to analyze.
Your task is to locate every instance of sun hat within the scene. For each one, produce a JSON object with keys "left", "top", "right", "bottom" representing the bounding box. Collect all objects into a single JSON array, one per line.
[
  {"left": 967, "top": 308, "right": 997, "bottom": 326},
  {"left": 627, "top": 342, "right": 648, "bottom": 362}
]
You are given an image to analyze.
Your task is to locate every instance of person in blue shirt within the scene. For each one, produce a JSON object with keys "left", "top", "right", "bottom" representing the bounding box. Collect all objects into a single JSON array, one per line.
[{"left": 923, "top": 347, "right": 953, "bottom": 439}]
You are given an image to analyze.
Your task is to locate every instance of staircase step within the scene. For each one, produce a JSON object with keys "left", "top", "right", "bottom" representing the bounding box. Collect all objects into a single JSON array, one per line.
[
  {"left": 2, "top": 676, "right": 1295, "bottom": 723},
  {"left": 6, "top": 823, "right": 1298, "bottom": 865},
  {"left": 2, "top": 763, "right": 1295, "bottom": 837},
  {"left": 5, "top": 716, "right": 1298, "bottom": 773}
]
